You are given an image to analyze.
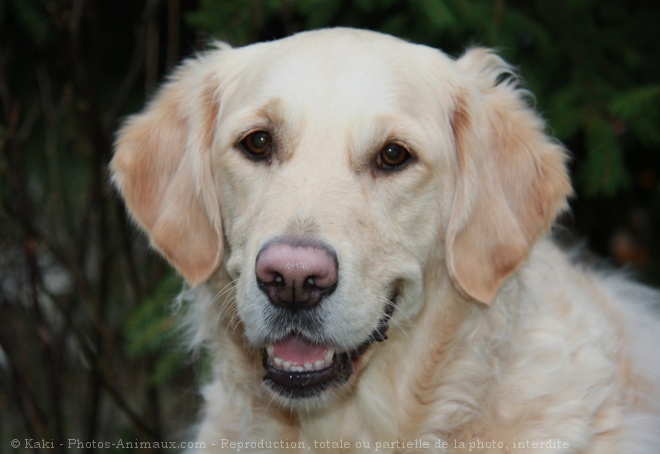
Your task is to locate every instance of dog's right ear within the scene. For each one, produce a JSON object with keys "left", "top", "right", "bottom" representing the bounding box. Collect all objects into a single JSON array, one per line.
[{"left": 111, "top": 53, "right": 226, "bottom": 286}]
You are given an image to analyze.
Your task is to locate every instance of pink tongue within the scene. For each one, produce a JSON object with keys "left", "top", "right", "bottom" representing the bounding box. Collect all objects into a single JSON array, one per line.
[{"left": 273, "top": 336, "right": 328, "bottom": 365}]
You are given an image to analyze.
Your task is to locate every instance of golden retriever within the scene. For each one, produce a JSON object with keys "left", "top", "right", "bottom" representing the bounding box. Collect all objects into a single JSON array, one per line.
[{"left": 111, "top": 28, "right": 660, "bottom": 453}]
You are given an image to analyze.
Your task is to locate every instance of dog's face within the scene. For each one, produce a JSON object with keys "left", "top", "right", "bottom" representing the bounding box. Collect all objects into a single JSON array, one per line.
[
  {"left": 112, "top": 29, "right": 570, "bottom": 408},
  {"left": 213, "top": 32, "right": 455, "bottom": 403}
]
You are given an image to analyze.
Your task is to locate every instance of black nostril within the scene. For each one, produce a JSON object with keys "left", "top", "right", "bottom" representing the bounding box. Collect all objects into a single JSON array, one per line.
[
  {"left": 255, "top": 239, "right": 338, "bottom": 312},
  {"left": 257, "top": 273, "right": 337, "bottom": 311}
]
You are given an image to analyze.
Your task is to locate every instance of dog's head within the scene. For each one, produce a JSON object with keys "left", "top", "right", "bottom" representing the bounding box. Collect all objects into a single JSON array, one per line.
[{"left": 111, "top": 28, "right": 571, "bottom": 408}]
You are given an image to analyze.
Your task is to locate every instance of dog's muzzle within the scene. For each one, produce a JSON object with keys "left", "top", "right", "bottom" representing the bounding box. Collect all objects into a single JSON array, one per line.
[{"left": 261, "top": 294, "right": 396, "bottom": 399}]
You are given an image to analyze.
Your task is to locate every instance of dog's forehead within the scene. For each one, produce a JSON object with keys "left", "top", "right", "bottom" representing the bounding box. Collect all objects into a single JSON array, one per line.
[{"left": 228, "top": 29, "right": 454, "bottom": 118}]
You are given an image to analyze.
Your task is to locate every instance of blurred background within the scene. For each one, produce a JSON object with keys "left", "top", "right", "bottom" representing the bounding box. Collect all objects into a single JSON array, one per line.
[{"left": 1, "top": 0, "right": 659, "bottom": 452}]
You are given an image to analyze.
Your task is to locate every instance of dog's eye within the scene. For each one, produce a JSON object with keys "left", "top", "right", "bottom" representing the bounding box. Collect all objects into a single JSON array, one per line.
[
  {"left": 240, "top": 131, "right": 272, "bottom": 160},
  {"left": 376, "top": 143, "right": 411, "bottom": 170}
]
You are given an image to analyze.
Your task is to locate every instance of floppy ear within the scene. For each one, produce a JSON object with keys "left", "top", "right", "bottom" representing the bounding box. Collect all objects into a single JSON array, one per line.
[
  {"left": 111, "top": 56, "right": 224, "bottom": 286},
  {"left": 446, "top": 48, "right": 573, "bottom": 304}
]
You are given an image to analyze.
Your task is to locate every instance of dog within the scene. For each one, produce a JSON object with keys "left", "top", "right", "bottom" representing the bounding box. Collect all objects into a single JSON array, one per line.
[{"left": 111, "top": 28, "right": 660, "bottom": 453}]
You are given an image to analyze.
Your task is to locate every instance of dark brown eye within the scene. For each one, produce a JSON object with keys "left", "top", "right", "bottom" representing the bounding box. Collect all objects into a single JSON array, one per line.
[
  {"left": 377, "top": 143, "right": 411, "bottom": 170},
  {"left": 240, "top": 131, "right": 272, "bottom": 160}
]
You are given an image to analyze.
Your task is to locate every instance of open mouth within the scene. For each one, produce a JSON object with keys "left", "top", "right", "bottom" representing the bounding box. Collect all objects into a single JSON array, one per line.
[{"left": 262, "top": 296, "right": 396, "bottom": 399}]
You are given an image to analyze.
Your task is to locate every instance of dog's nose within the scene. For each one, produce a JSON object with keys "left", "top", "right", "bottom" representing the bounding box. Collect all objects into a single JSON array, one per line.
[{"left": 255, "top": 240, "right": 338, "bottom": 311}]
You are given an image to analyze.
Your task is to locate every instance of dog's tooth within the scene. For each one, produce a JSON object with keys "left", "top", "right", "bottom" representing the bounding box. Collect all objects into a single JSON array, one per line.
[
  {"left": 270, "top": 348, "right": 335, "bottom": 372},
  {"left": 324, "top": 348, "right": 335, "bottom": 363}
]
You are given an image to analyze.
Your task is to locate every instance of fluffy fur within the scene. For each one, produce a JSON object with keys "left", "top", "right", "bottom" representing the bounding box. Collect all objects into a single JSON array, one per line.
[{"left": 111, "top": 28, "right": 660, "bottom": 452}]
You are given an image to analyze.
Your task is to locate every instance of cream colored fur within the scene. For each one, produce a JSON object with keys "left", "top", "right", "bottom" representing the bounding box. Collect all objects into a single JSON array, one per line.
[{"left": 111, "top": 28, "right": 660, "bottom": 453}]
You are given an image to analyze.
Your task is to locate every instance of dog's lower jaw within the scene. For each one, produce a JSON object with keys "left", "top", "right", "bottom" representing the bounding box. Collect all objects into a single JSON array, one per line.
[{"left": 261, "top": 294, "right": 397, "bottom": 402}]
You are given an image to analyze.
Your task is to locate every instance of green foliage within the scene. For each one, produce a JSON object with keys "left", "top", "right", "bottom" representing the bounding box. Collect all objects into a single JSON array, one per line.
[
  {"left": 610, "top": 85, "right": 660, "bottom": 147},
  {"left": 1, "top": 0, "right": 50, "bottom": 44},
  {"left": 580, "top": 112, "right": 630, "bottom": 197},
  {"left": 123, "top": 273, "right": 187, "bottom": 385},
  {"left": 187, "top": 0, "right": 287, "bottom": 45}
]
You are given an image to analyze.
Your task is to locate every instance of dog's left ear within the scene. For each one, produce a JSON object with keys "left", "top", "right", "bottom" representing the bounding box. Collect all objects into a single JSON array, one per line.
[
  {"left": 446, "top": 48, "right": 572, "bottom": 304},
  {"left": 111, "top": 54, "right": 225, "bottom": 286}
]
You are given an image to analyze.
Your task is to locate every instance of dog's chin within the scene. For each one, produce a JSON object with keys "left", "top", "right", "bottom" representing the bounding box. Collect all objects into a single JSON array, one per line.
[{"left": 260, "top": 296, "right": 396, "bottom": 406}]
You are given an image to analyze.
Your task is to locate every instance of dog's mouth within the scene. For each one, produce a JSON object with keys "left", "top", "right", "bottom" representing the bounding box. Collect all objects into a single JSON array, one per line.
[{"left": 261, "top": 296, "right": 396, "bottom": 399}]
